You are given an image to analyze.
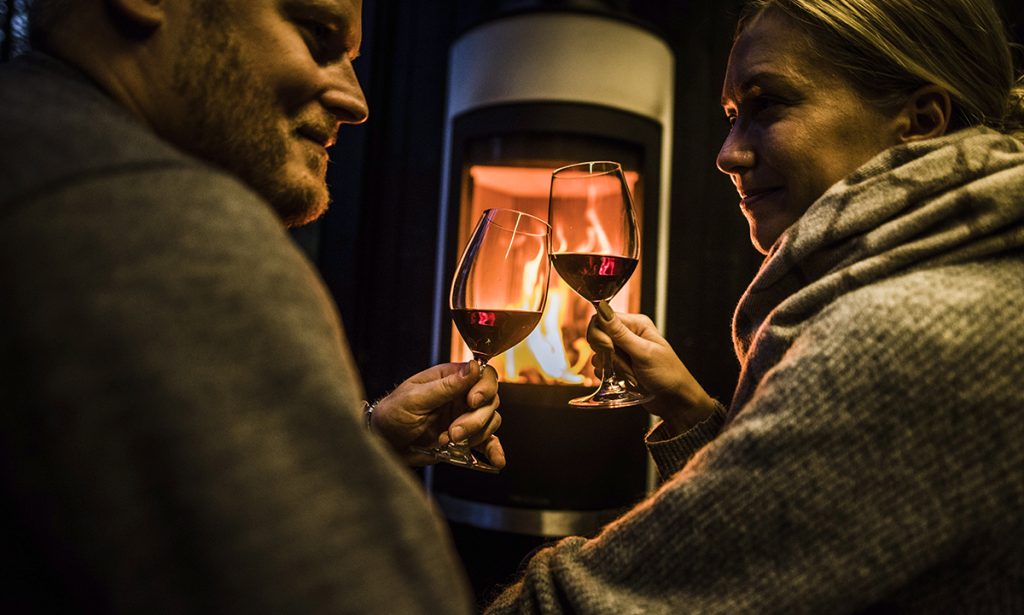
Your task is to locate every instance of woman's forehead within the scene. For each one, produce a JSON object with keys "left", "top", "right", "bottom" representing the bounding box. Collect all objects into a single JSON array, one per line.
[
  {"left": 723, "top": 10, "right": 834, "bottom": 100},
  {"left": 732, "top": 9, "right": 815, "bottom": 65}
]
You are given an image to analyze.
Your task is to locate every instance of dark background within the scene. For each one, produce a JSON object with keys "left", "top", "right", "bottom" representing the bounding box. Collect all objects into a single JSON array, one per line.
[{"left": 4, "top": 0, "right": 1021, "bottom": 405}]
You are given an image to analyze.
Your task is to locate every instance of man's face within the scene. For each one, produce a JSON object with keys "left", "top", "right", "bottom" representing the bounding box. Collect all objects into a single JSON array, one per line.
[
  {"left": 168, "top": 0, "right": 368, "bottom": 227},
  {"left": 716, "top": 10, "right": 903, "bottom": 254}
]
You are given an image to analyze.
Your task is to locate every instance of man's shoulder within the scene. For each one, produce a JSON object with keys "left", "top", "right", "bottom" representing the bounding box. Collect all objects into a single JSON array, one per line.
[{"left": 0, "top": 53, "right": 231, "bottom": 208}]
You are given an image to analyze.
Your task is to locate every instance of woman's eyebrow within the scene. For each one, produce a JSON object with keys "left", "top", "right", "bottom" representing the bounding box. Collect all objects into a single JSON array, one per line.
[{"left": 721, "top": 71, "right": 799, "bottom": 105}]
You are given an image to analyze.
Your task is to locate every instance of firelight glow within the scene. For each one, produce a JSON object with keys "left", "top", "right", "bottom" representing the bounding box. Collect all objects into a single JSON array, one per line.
[{"left": 452, "top": 165, "right": 641, "bottom": 385}]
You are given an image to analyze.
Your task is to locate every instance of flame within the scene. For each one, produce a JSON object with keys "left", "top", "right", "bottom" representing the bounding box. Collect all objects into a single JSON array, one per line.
[
  {"left": 518, "top": 235, "right": 548, "bottom": 312},
  {"left": 586, "top": 183, "right": 614, "bottom": 254},
  {"left": 516, "top": 288, "right": 585, "bottom": 384}
]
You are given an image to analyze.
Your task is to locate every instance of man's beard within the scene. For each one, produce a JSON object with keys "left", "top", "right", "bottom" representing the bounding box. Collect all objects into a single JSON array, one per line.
[{"left": 168, "top": 20, "right": 329, "bottom": 227}]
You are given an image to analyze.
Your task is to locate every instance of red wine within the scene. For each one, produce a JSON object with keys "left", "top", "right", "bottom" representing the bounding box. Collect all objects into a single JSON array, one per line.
[
  {"left": 451, "top": 309, "right": 543, "bottom": 362},
  {"left": 550, "top": 253, "right": 638, "bottom": 302}
]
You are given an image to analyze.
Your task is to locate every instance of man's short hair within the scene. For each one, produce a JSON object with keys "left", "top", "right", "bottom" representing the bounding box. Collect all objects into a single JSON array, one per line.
[{"left": 29, "top": 0, "right": 227, "bottom": 49}]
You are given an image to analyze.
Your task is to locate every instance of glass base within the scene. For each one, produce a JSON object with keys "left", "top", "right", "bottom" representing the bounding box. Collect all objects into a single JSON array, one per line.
[
  {"left": 410, "top": 442, "right": 500, "bottom": 474},
  {"left": 569, "top": 377, "right": 654, "bottom": 409}
]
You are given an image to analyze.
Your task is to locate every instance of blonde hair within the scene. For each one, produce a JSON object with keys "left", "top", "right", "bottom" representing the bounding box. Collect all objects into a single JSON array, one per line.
[{"left": 739, "top": 0, "right": 1024, "bottom": 139}]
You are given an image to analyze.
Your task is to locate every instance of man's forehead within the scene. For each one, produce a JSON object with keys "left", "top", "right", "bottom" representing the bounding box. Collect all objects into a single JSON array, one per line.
[
  {"left": 281, "top": 0, "right": 362, "bottom": 21},
  {"left": 278, "top": 0, "right": 363, "bottom": 47}
]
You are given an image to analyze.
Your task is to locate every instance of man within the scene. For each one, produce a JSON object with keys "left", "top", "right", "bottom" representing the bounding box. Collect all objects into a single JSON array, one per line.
[{"left": 0, "top": 0, "right": 499, "bottom": 611}]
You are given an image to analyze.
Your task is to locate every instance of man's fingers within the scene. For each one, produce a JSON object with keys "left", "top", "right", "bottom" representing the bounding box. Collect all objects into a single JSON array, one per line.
[
  {"left": 466, "top": 363, "right": 498, "bottom": 409},
  {"left": 448, "top": 401, "right": 500, "bottom": 444},
  {"left": 478, "top": 435, "right": 506, "bottom": 470},
  {"left": 404, "top": 361, "right": 460, "bottom": 385},
  {"left": 470, "top": 408, "right": 502, "bottom": 445},
  {"left": 410, "top": 361, "right": 481, "bottom": 409}
]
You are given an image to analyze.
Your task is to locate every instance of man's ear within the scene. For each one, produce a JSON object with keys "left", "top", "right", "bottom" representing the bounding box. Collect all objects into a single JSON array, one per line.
[
  {"left": 897, "top": 84, "right": 953, "bottom": 143},
  {"left": 106, "top": 0, "right": 165, "bottom": 34}
]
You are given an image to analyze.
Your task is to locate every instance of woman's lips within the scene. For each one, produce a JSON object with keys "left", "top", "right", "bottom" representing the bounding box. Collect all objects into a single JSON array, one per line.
[{"left": 740, "top": 188, "right": 783, "bottom": 210}]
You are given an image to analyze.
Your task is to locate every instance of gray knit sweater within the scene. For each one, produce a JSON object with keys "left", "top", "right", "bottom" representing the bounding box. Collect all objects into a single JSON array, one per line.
[
  {"left": 0, "top": 53, "right": 473, "bottom": 614},
  {"left": 488, "top": 128, "right": 1024, "bottom": 613}
]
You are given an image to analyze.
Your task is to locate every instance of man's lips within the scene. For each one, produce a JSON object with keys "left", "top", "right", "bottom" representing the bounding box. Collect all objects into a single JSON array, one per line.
[{"left": 297, "top": 127, "right": 337, "bottom": 149}]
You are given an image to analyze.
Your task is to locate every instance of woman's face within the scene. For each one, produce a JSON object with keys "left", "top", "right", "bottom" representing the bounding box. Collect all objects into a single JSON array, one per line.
[{"left": 717, "top": 9, "right": 904, "bottom": 253}]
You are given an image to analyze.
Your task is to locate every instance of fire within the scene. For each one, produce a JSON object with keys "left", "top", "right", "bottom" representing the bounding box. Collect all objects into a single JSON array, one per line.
[
  {"left": 451, "top": 165, "right": 641, "bottom": 386},
  {"left": 516, "top": 288, "right": 586, "bottom": 384}
]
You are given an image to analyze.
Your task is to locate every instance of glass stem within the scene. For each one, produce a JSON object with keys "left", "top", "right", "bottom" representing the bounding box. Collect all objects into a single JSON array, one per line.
[{"left": 593, "top": 302, "right": 618, "bottom": 384}]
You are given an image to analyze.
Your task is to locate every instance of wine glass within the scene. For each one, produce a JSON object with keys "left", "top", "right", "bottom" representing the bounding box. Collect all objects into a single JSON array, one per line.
[
  {"left": 548, "top": 161, "right": 653, "bottom": 408},
  {"left": 411, "top": 208, "right": 550, "bottom": 473}
]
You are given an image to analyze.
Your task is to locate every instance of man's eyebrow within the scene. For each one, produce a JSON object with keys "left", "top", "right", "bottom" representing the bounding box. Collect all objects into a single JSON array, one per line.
[
  {"left": 285, "top": 0, "right": 348, "bottom": 26},
  {"left": 285, "top": 0, "right": 361, "bottom": 58}
]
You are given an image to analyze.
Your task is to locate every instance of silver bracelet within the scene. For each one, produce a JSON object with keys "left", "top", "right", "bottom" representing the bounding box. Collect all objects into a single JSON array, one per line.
[{"left": 362, "top": 400, "right": 378, "bottom": 433}]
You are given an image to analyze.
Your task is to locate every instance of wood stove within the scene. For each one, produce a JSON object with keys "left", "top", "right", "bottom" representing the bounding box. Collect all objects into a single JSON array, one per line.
[{"left": 429, "top": 4, "right": 674, "bottom": 540}]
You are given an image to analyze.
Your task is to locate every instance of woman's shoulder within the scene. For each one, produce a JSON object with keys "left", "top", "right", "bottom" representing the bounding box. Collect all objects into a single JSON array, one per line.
[
  {"left": 807, "top": 256, "right": 1024, "bottom": 353},
  {"left": 751, "top": 257, "right": 1024, "bottom": 419}
]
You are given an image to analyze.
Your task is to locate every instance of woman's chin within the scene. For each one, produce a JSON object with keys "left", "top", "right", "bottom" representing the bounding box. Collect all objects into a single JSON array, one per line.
[{"left": 745, "top": 220, "right": 783, "bottom": 255}]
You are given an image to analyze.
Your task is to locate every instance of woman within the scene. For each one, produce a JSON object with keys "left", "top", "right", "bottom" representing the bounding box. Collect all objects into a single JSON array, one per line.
[{"left": 486, "top": 0, "right": 1024, "bottom": 612}]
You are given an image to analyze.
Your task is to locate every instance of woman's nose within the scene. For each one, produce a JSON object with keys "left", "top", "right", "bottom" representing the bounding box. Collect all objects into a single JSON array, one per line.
[{"left": 716, "top": 129, "right": 754, "bottom": 176}]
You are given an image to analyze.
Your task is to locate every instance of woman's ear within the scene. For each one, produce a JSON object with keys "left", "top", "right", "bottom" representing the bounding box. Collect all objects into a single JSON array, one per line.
[
  {"left": 897, "top": 84, "right": 953, "bottom": 143},
  {"left": 106, "top": 0, "right": 165, "bottom": 33}
]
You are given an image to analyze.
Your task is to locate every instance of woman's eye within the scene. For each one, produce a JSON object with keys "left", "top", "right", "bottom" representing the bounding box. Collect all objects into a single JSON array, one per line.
[{"left": 750, "top": 96, "right": 783, "bottom": 116}]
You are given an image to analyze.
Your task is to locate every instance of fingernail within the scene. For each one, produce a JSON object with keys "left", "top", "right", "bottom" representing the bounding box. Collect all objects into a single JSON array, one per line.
[
  {"left": 597, "top": 300, "right": 614, "bottom": 322},
  {"left": 461, "top": 361, "right": 473, "bottom": 377},
  {"left": 449, "top": 426, "right": 466, "bottom": 442}
]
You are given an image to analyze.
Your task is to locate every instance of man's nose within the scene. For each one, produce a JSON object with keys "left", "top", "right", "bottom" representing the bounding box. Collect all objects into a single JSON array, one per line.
[{"left": 321, "top": 62, "right": 369, "bottom": 125}]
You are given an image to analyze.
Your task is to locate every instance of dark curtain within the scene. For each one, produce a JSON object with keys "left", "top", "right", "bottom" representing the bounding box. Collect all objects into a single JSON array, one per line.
[{"left": 1, "top": 0, "right": 31, "bottom": 61}]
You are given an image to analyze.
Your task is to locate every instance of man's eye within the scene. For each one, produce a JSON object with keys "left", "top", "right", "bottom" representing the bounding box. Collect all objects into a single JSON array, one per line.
[{"left": 299, "top": 21, "right": 333, "bottom": 57}]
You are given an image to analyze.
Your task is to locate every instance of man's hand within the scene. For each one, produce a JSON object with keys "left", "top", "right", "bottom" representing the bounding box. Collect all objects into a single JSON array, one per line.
[
  {"left": 588, "top": 301, "right": 716, "bottom": 436},
  {"left": 369, "top": 361, "right": 505, "bottom": 468}
]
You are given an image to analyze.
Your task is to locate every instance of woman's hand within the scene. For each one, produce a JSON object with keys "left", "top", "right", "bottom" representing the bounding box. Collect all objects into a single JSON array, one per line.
[
  {"left": 588, "top": 301, "right": 717, "bottom": 436},
  {"left": 368, "top": 361, "right": 505, "bottom": 468}
]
